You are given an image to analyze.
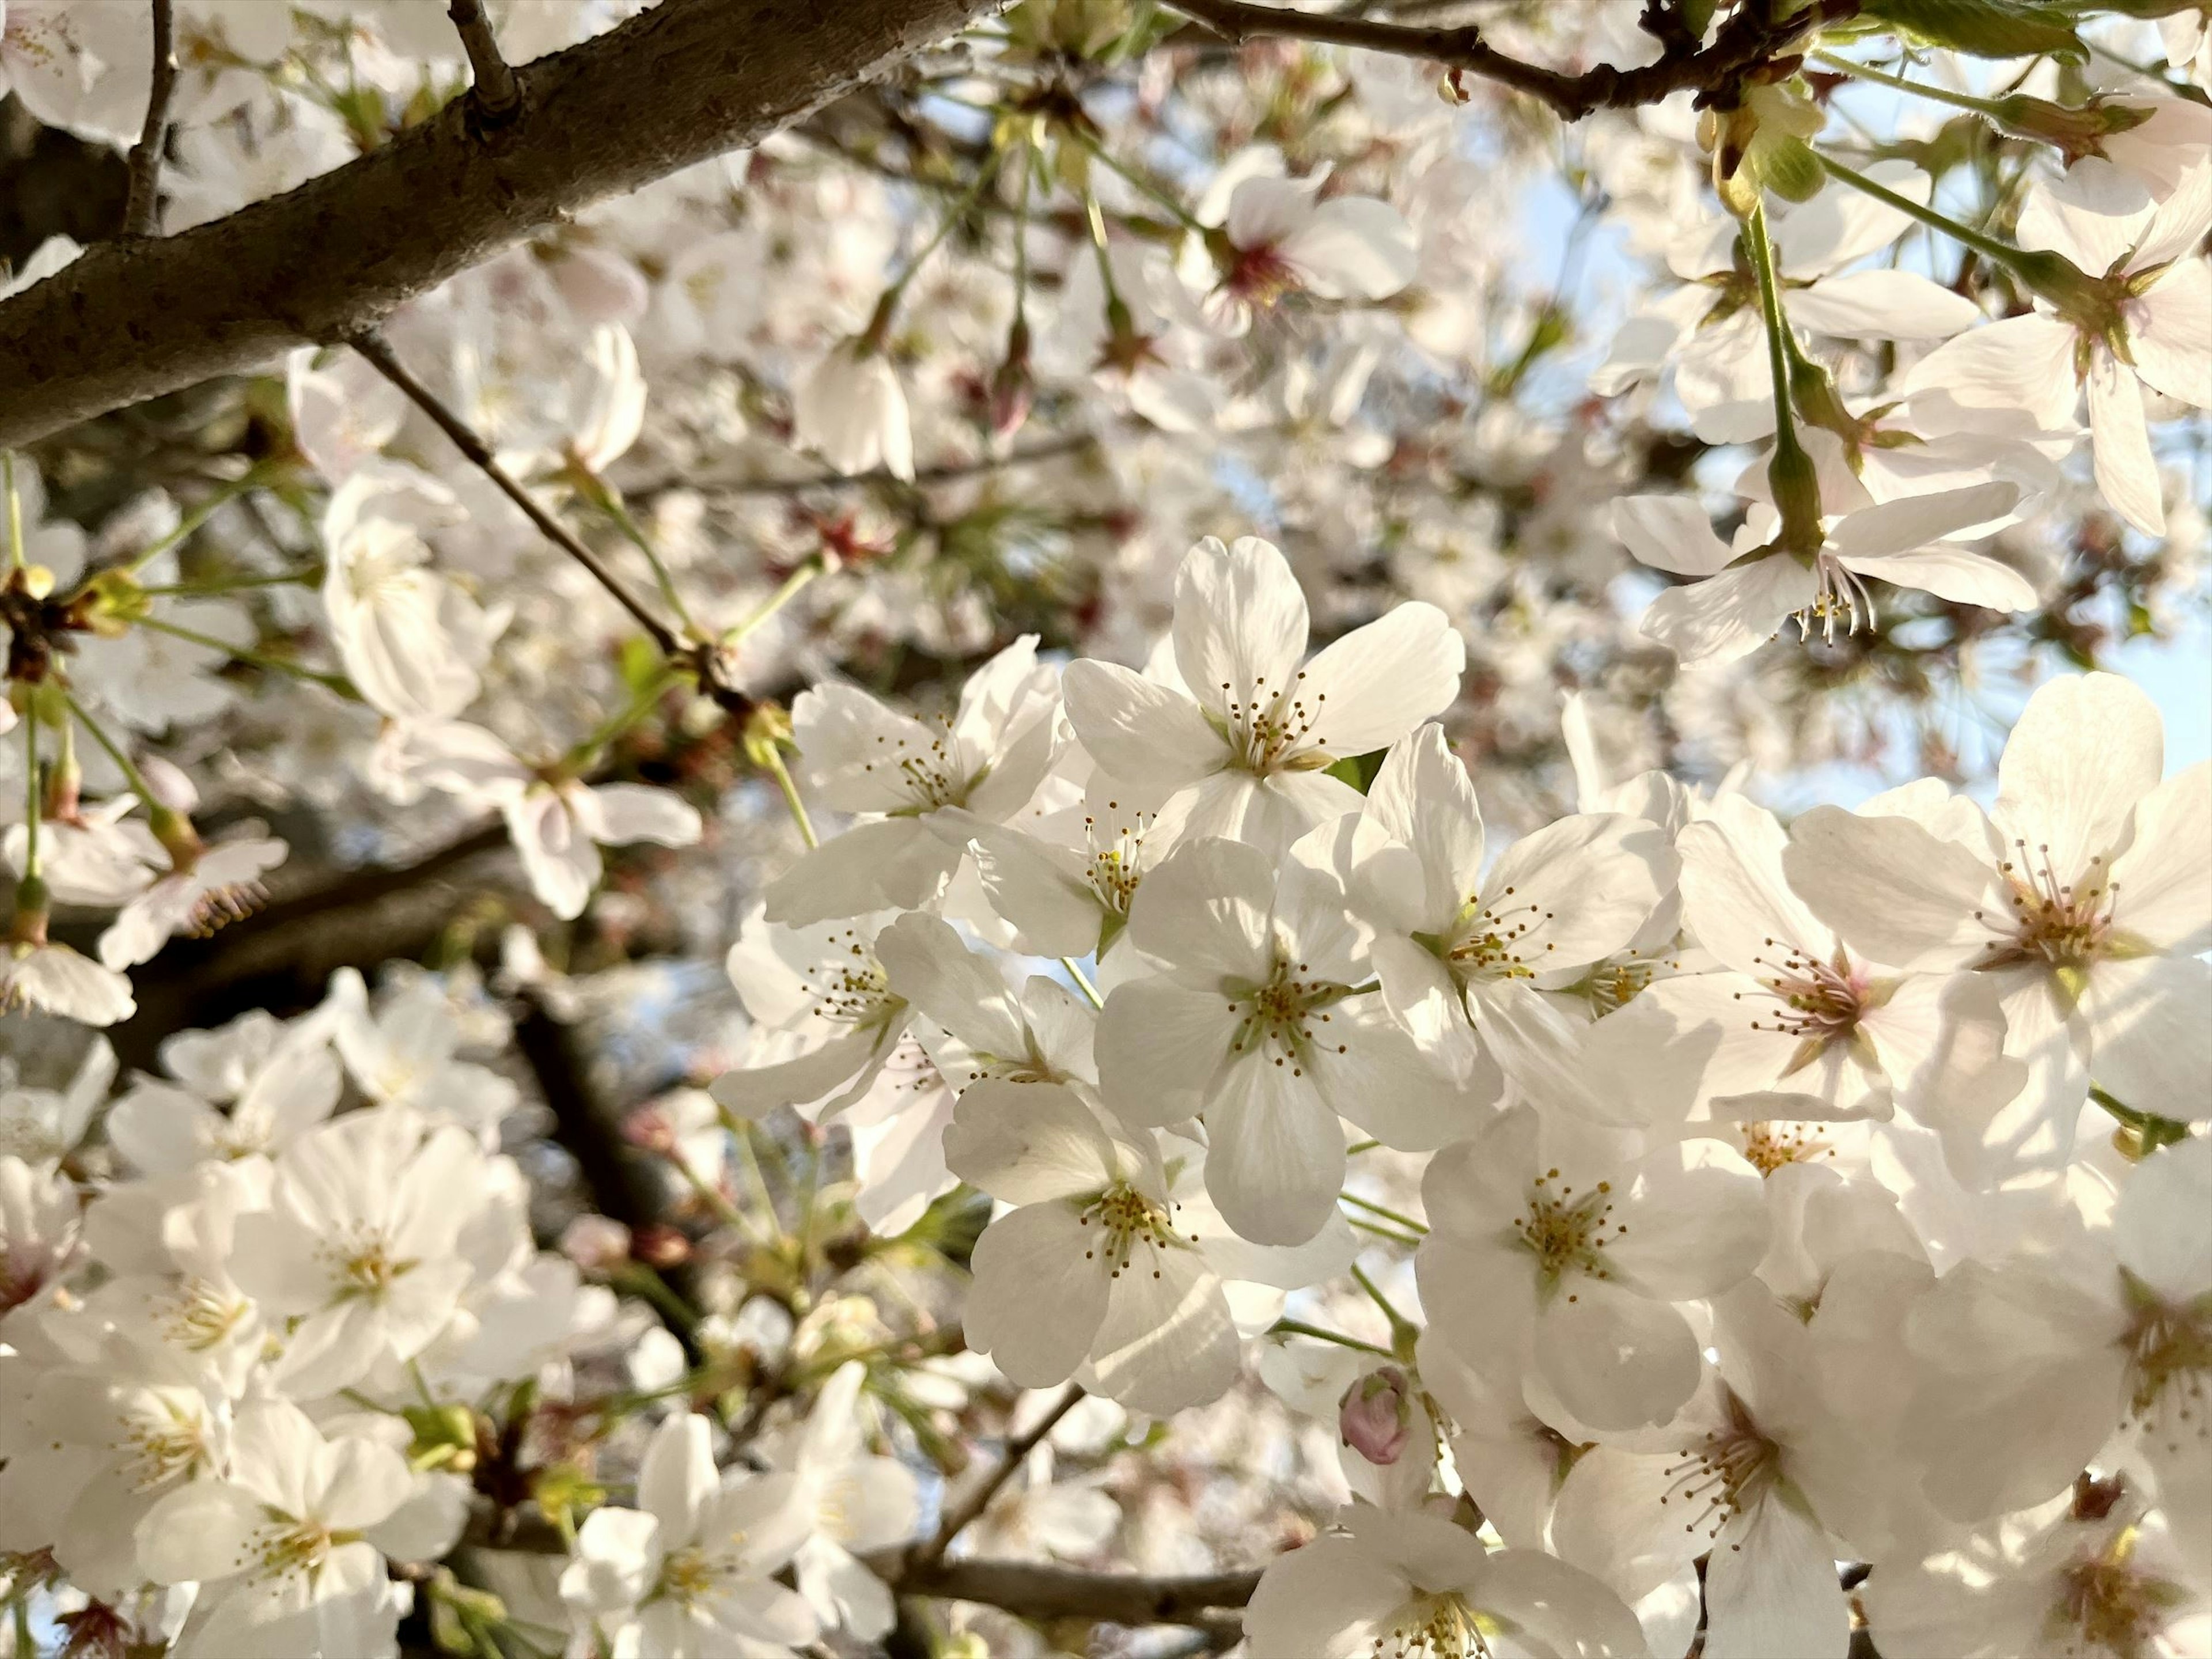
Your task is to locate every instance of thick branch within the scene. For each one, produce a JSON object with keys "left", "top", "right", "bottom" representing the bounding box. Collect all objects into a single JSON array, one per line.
[
  {"left": 918, "top": 1385, "right": 1083, "bottom": 1567},
  {"left": 121, "top": 0, "right": 177, "bottom": 237},
  {"left": 1166, "top": 0, "right": 1855, "bottom": 120},
  {"left": 448, "top": 0, "right": 524, "bottom": 127},
  {"left": 890, "top": 1556, "right": 1262, "bottom": 1625},
  {"left": 0, "top": 0, "right": 998, "bottom": 449}
]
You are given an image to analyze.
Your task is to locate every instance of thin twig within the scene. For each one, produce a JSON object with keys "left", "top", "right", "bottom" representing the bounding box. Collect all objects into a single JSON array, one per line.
[
  {"left": 916, "top": 1384, "right": 1083, "bottom": 1567},
  {"left": 122, "top": 0, "right": 178, "bottom": 237},
  {"left": 344, "top": 329, "right": 681, "bottom": 656},
  {"left": 633, "top": 432, "right": 1100, "bottom": 502},
  {"left": 1164, "top": 0, "right": 1850, "bottom": 119},
  {"left": 448, "top": 0, "right": 524, "bottom": 126}
]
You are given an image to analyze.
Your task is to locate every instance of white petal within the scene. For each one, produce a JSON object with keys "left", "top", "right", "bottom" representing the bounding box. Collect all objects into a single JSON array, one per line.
[
  {"left": 1202, "top": 1050, "right": 1344, "bottom": 1245},
  {"left": 1612, "top": 495, "right": 1736, "bottom": 578},
  {"left": 1280, "top": 196, "right": 1418, "bottom": 300},
  {"left": 2131, "top": 258, "right": 2212, "bottom": 410},
  {"left": 1781, "top": 806, "right": 1993, "bottom": 972},
  {"left": 941, "top": 1080, "right": 1118, "bottom": 1205},
  {"left": 1700, "top": 1497, "right": 1851, "bottom": 1659},
  {"left": 1640, "top": 558, "right": 1817, "bottom": 666},
  {"left": 1534, "top": 1280, "right": 1702, "bottom": 1431},
  {"left": 1124, "top": 836, "right": 1275, "bottom": 978},
  {"left": 1061, "top": 660, "right": 1226, "bottom": 789},
  {"left": 762, "top": 819, "right": 961, "bottom": 927},
  {"left": 2088, "top": 350, "right": 2165, "bottom": 535},
  {"left": 1095, "top": 976, "right": 1235, "bottom": 1127},
  {"left": 1901, "top": 314, "right": 2081, "bottom": 431},
  {"left": 1994, "top": 670, "right": 2163, "bottom": 889},
  {"left": 1789, "top": 270, "right": 1980, "bottom": 340},
  {"left": 2110, "top": 762, "right": 2212, "bottom": 955},
  {"left": 964, "top": 1202, "right": 1111, "bottom": 1387},
  {"left": 1171, "top": 535, "right": 1309, "bottom": 724},
  {"left": 1294, "top": 602, "right": 1465, "bottom": 757},
  {"left": 1088, "top": 1240, "right": 1241, "bottom": 1414}
]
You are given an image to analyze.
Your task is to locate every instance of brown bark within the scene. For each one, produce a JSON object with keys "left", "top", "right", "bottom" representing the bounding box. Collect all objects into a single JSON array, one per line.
[{"left": 0, "top": 0, "right": 998, "bottom": 449}]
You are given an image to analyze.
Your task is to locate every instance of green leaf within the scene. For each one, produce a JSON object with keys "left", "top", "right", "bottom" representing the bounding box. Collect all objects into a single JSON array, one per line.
[
  {"left": 1862, "top": 0, "right": 2088, "bottom": 62},
  {"left": 1325, "top": 748, "right": 1389, "bottom": 794}
]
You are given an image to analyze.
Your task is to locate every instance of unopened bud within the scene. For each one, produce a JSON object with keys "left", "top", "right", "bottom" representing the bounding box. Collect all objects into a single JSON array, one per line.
[
  {"left": 989, "top": 319, "right": 1035, "bottom": 441},
  {"left": 741, "top": 702, "right": 794, "bottom": 771},
  {"left": 1339, "top": 1365, "right": 1414, "bottom": 1466},
  {"left": 622, "top": 1102, "right": 677, "bottom": 1154},
  {"left": 148, "top": 806, "right": 204, "bottom": 873},
  {"left": 560, "top": 1214, "right": 632, "bottom": 1274},
  {"left": 632, "top": 1224, "right": 692, "bottom": 1268}
]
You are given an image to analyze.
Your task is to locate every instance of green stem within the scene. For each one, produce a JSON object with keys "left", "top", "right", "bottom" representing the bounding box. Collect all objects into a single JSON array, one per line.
[
  {"left": 565, "top": 663, "right": 681, "bottom": 772},
  {"left": 2090, "top": 1085, "right": 2191, "bottom": 1153},
  {"left": 1346, "top": 1214, "right": 1425, "bottom": 1249},
  {"left": 869, "top": 147, "right": 1005, "bottom": 339},
  {"left": 589, "top": 483, "right": 700, "bottom": 634},
  {"left": 1812, "top": 51, "right": 2013, "bottom": 120},
  {"left": 19, "top": 716, "right": 40, "bottom": 884},
  {"left": 724, "top": 556, "right": 824, "bottom": 648},
  {"left": 138, "top": 567, "right": 325, "bottom": 597},
  {"left": 1060, "top": 956, "right": 1105, "bottom": 1010},
  {"left": 137, "top": 614, "right": 361, "bottom": 699},
  {"left": 1073, "top": 129, "right": 1208, "bottom": 233},
  {"left": 1817, "top": 153, "right": 2085, "bottom": 304},
  {"left": 66, "top": 694, "right": 165, "bottom": 816},
  {"left": 1341, "top": 1191, "right": 1427, "bottom": 1236},
  {"left": 119, "top": 468, "right": 270, "bottom": 579},
  {"left": 1350, "top": 1261, "right": 1418, "bottom": 1351},
  {"left": 3, "top": 452, "right": 22, "bottom": 572},
  {"left": 1267, "top": 1317, "right": 1395, "bottom": 1358},
  {"left": 760, "top": 743, "right": 818, "bottom": 849},
  {"left": 613, "top": 1262, "right": 702, "bottom": 1332},
  {"left": 1743, "top": 203, "right": 1804, "bottom": 467}
]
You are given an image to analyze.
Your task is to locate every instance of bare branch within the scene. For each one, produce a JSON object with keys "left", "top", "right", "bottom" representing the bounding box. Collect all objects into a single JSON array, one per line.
[
  {"left": 121, "top": 0, "right": 178, "bottom": 237},
  {"left": 345, "top": 328, "right": 683, "bottom": 655},
  {"left": 889, "top": 1557, "right": 1262, "bottom": 1626},
  {"left": 0, "top": 0, "right": 999, "bottom": 450},
  {"left": 448, "top": 0, "right": 524, "bottom": 127},
  {"left": 916, "top": 1385, "right": 1084, "bottom": 1569},
  {"left": 1164, "top": 0, "right": 1851, "bottom": 121}
]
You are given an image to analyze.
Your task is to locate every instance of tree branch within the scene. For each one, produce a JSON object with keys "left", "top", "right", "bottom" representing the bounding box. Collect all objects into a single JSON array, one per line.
[
  {"left": 916, "top": 1385, "right": 1083, "bottom": 1568},
  {"left": 346, "top": 327, "right": 681, "bottom": 654},
  {"left": 1164, "top": 0, "right": 1854, "bottom": 121},
  {"left": 448, "top": 0, "right": 524, "bottom": 128},
  {"left": 121, "top": 0, "right": 178, "bottom": 237},
  {"left": 889, "top": 1557, "right": 1262, "bottom": 1626},
  {"left": 0, "top": 0, "right": 999, "bottom": 450}
]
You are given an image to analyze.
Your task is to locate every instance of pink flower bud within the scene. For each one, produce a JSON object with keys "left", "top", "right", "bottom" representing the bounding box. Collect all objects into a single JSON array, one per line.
[
  {"left": 560, "top": 1214, "right": 632, "bottom": 1274},
  {"left": 1339, "top": 1365, "right": 1414, "bottom": 1466}
]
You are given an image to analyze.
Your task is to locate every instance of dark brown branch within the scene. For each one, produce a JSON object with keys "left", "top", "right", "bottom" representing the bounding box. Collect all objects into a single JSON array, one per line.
[
  {"left": 889, "top": 1557, "right": 1262, "bottom": 1626},
  {"left": 120, "top": 0, "right": 177, "bottom": 237},
  {"left": 448, "top": 0, "right": 524, "bottom": 127},
  {"left": 917, "top": 1385, "right": 1083, "bottom": 1568},
  {"left": 0, "top": 0, "right": 999, "bottom": 450},
  {"left": 346, "top": 328, "right": 681, "bottom": 654},
  {"left": 1165, "top": 0, "right": 1855, "bottom": 120}
]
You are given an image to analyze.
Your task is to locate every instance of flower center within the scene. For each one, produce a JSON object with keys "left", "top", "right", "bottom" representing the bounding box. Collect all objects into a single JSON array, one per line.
[
  {"left": 657, "top": 1543, "right": 727, "bottom": 1605},
  {"left": 1077, "top": 1182, "right": 1183, "bottom": 1279},
  {"left": 2048, "top": 1528, "right": 2186, "bottom": 1659},
  {"left": 1512, "top": 1170, "right": 1622, "bottom": 1292},
  {"left": 162, "top": 1277, "right": 253, "bottom": 1351},
  {"left": 1740, "top": 938, "right": 1869, "bottom": 1067},
  {"left": 1225, "top": 956, "right": 1348, "bottom": 1076},
  {"left": 1082, "top": 800, "right": 1152, "bottom": 915},
  {"left": 247, "top": 1517, "right": 340, "bottom": 1585},
  {"left": 1222, "top": 244, "right": 1302, "bottom": 308},
  {"left": 1976, "top": 841, "right": 2118, "bottom": 976},
  {"left": 1441, "top": 885, "right": 1554, "bottom": 982},
  {"left": 1793, "top": 553, "right": 1877, "bottom": 644},
  {"left": 117, "top": 1393, "right": 213, "bottom": 1491},
  {"left": 1658, "top": 1392, "right": 1779, "bottom": 1544},
  {"left": 861, "top": 721, "right": 967, "bottom": 812},
  {"left": 320, "top": 1229, "right": 413, "bottom": 1304},
  {"left": 1372, "top": 1590, "right": 1495, "bottom": 1658},
  {"left": 1217, "top": 671, "right": 1328, "bottom": 775},
  {"left": 803, "top": 933, "right": 902, "bottom": 1029},
  {"left": 2119, "top": 1271, "right": 2211, "bottom": 1461},
  {"left": 1737, "top": 1120, "right": 1837, "bottom": 1176}
]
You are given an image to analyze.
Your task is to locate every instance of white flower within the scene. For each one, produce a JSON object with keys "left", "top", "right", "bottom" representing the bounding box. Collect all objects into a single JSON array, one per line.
[
  {"left": 764, "top": 636, "right": 1059, "bottom": 926},
  {"left": 106, "top": 1008, "right": 340, "bottom": 1173},
  {"left": 226, "top": 1108, "right": 491, "bottom": 1398},
  {"left": 1242, "top": 1506, "right": 1647, "bottom": 1659},
  {"left": 0, "top": 1153, "right": 83, "bottom": 1315},
  {"left": 390, "top": 719, "right": 702, "bottom": 921},
  {"left": 1418, "top": 1105, "right": 1768, "bottom": 1430},
  {"left": 791, "top": 340, "right": 914, "bottom": 481},
  {"left": 1782, "top": 672, "right": 2209, "bottom": 1177},
  {"left": 1351, "top": 722, "right": 1675, "bottom": 1115},
  {"left": 1903, "top": 1134, "right": 2212, "bottom": 1546},
  {"left": 1906, "top": 157, "right": 2212, "bottom": 535},
  {"left": 135, "top": 1399, "right": 414, "bottom": 1659},
  {"left": 1619, "top": 479, "right": 2028, "bottom": 666},
  {"left": 711, "top": 907, "right": 913, "bottom": 1121},
  {"left": 559, "top": 1412, "right": 819, "bottom": 1659},
  {"left": 97, "top": 833, "right": 287, "bottom": 971},
  {"left": 763, "top": 1361, "right": 919, "bottom": 1641},
  {"left": 1591, "top": 792, "right": 1981, "bottom": 1124},
  {"left": 0, "top": 1035, "right": 112, "bottom": 1167},
  {"left": 327, "top": 966, "right": 520, "bottom": 1134},
  {"left": 1207, "top": 175, "right": 1418, "bottom": 333},
  {"left": 1062, "top": 536, "right": 1463, "bottom": 858},
  {"left": 0, "top": 934, "right": 135, "bottom": 1026},
  {"left": 1096, "top": 836, "right": 1461, "bottom": 1244},
  {"left": 320, "top": 472, "right": 497, "bottom": 722},
  {"left": 947, "top": 1081, "right": 1243, "bottom": 1414}
]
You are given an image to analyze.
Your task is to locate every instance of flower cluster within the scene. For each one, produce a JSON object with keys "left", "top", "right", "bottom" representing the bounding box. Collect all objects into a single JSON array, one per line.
[{"left": 0, "top": 0, "right": 2207, "bottom": 1652}]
